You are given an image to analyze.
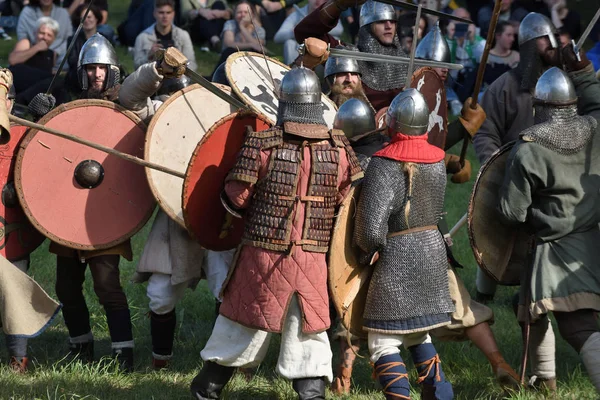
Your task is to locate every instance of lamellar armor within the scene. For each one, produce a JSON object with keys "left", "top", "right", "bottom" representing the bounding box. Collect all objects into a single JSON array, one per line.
[
  {"left": 77, "top": 33, "right": 120, "bottom": 91},
  {"left": 226, "top": 127, "right": 362, "bottom": 253},
  {"left": 521, "top": 67, "right": 596, "bottom": 155}
]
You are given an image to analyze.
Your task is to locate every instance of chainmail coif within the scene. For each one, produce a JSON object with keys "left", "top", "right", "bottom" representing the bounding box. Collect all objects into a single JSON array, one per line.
[
  {"left": 522, "top": 104, "right": 597, "bottom": 155},
  {"left": 276, "top": 100, "right": 327, "bottom": 126},
  {"left": 357, "top": 26, "right": 408, "bottom": 92}
]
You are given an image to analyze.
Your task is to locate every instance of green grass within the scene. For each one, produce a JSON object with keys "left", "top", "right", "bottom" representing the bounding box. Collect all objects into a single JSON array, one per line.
[{"left": 0, "top": 0, "right": 598, "bottom": 399}]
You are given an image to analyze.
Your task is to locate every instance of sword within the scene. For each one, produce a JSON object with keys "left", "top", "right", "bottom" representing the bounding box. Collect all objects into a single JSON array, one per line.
[
  {"left": 46, "top": 0, "right": 95, "bottom": 95},
  {"left": 573, "top": 6, "right": 600, "bottom": 61},
  {"left": 299, "top": 45, "right": 464, "bottom": 70},
  {"left": 184, "top": 67, "right": 247, "bottom": 110},
  {"left": 375, "top": 0, "right": 473, "bottom": 24}
]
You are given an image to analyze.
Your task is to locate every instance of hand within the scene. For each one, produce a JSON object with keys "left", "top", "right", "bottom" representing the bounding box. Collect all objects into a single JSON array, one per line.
[
  {"left": 0, "top": 69, "right": 13, "bottom": 92},
  {"left": 450, "top": 158, "right": 472, "bottom": 184},
  {"left": 156, "top": 47, "right": 188, "bottom": 78},
  {"left": 562, "top": 42, "right": 591, "bottom": 72},
  {"left": 251, "top": 42, "right": 264, "bottom": 52},
  {"left": 301, "top": 37, "right": 330, "bottom": 68},
  {"left": 149, "top": 42, "right": 164, "bottom": 60},
  {"left": 262, "top": 0, "right": 282, "bottom": 13},
  {"left": 204, "top": 9, "right": 217, "bottom": 20},
  {"left": 35, "top": 40, "right": 49, "bottom": 52},
  {"left": 28, "top": 93, "right": 56, "bottom": 119},
  {"left": 459, "top": 97, "right": 486, "bottom": 138}
]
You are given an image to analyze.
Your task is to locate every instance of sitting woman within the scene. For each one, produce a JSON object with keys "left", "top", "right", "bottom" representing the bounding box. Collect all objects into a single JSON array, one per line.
[
  {"left": 8, "top": 17, "right": 67, "bottom": 106},
  {"left": 180, "top": 0, "right": 231, "bottom": 50},
  {"left": 65, "top": 4, "right": 104, "bottom": 95},
  {"left": 213, "top": 0, "right": 265, "bottom": 72}
]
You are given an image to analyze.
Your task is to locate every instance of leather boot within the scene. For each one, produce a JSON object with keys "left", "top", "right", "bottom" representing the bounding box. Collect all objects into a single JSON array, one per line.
[
  {"left": 488, "top": 351, "right": 521, "bottom": 389},
  {"left": 68, "top": 341, "right": 94, "bottom": 364},
  {"left": 8, "top": 356, "right": 28, "bottom": 373},
  {"left": 113, "top": 347, "right": 134, "bottom": 373},
  {"left": 331, "top": 339, "right": 359, "bottom": 395},
  {"left": 190, "top": 361, "right": 235, "bottom": 399},
  {"left": 292, "top": 377, "right": 326, "bottom": 400}
]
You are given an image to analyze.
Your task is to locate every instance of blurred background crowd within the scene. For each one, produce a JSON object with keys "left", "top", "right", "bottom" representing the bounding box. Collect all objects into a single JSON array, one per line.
[{"left": 0, "top": 0, "right": 595, "bottom": 116}]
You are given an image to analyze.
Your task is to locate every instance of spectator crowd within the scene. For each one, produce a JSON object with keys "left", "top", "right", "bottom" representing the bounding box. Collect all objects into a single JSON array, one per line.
[{"left": 0, "top": 0, "right": 595, "bottom": 115}]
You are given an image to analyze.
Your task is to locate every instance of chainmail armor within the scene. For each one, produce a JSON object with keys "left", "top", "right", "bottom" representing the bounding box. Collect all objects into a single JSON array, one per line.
[
  {"left": 28, "top": 93, "right": 56, "bottom": 118},
  {"left": 514, "top": 40, "right": 545, "bottom": 92},
  {"left": 522, "top": 105, "right": 597, "bottom": 155},
  {"left": 276, "top": 101, "right": 327, "bottom": 126},
  {"left": 354, "top": 157, "right": 453, "bottom": 331},
  {"left": 357, "top": 26, "right": 408, "bottom": 92}
]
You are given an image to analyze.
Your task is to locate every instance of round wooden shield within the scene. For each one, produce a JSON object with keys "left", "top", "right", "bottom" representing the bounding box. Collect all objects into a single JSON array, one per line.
[
  {"left": 410, "top": 67, "right": 448, "bottom": 150},
  {"left": 0, "top": 125, "right": 45, "bottom": 260},
  {"left": 15, "top": 99, "right": 155, "bottom": 250},
  {"left": 225, "top": 51, "right": 338, "bottom": 128},
  {"left": 328, "top": 186, "right": 370, "bottom": 339},
  {"left": 183, "top": 111, "right": 272, "bottom": 251},
  {"left": 146, "top": 83, "right": 236, "bottom": 228},
  {"left": 468, "top": 142, "right": 531, "bottom": 285}
]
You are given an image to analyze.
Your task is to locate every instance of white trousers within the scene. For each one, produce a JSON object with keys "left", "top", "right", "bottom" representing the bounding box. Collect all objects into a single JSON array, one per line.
[
  {"left": 368, "top": 331, "right": 432, "bottom": 363},
  {"left": 201, "top": 295, "right": 333, "bottom": 381},
  {"left": 147, "top": 273, "right": 190, "bottom": 315},
  {"left": 203, "top": 249, "right": 234, "bottom": 300}
]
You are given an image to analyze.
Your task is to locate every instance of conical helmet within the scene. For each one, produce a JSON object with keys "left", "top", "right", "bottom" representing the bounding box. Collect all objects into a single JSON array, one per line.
[
  {"left": 324, "top": 54, "right": 361, "bottom": 80},
  {"left": 279, "top": 66, "right": 321, "bottom": 103},
  {"left": 77, "top": 33, "right": 120, "bottom": 91},
  {"left": 386, "top": 88, "right": 429, "bottom": 135},
  {"left": 334, "top": 98, "right": 375, "bottom": 141},
  {"left": 533, "top": 67, "right": 576, "bottom": 105},
  {"left": 415, "top": 21, "right": 450, "bottom": 63},
  {"left": 518, "top": 12, "right": 558, "bottom": 48},
  {"left": 359, "top": 0, "right": 395, "bottom": 27}
]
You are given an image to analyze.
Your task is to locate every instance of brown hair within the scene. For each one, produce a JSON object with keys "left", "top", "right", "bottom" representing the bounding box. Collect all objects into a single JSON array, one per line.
[{"left": 155, "top": 0, "right": 175, "bottom": 9}]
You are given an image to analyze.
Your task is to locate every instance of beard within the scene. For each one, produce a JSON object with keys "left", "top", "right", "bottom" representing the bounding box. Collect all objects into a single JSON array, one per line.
[
  {"left": 329, "top": 80, "right": 373, "bottom": 110},
  {"left": 81, "top": 87, "right": 104, "bottom": 99}
]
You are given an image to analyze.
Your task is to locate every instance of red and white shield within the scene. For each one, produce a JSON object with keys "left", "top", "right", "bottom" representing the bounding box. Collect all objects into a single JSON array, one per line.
[
  {"left": 15, "top": 99, "right": 156, "bottom": 250},
  {"left": 410, "top": 67, "right": 448, "bottom": 150}
]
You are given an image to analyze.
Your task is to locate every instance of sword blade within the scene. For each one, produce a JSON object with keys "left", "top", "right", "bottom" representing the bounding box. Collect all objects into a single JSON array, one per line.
[
  {"left": 329, "top": 47, "right": 464, "bottom": 70},
  {"left": 184, "top": 68, "right": 247, "bottom": 110},
  {"left": 375, "top": 0, "right": 473, "bottom": 24},
  {"left": 577, "top": 6, "right": 600, "bottom": 49}
]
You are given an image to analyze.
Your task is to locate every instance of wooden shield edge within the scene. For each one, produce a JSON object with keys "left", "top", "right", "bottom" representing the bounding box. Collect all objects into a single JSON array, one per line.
[
  {"left": 467, "top": 141, "right": 520, "bottom": 286},
  {"left": 144, "top": 83, "right": 231, "bottom": 228},
  {"left": 14, "top": 99, "right": 154, "bottom": 251}
]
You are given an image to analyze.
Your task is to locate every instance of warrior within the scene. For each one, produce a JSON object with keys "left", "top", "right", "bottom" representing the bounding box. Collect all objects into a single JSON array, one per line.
[
  {"left": 190, "top": 66, "right": 363, "bottom": 400},
  {"left": 412, "top": 23, "right": 520, "bottom": 389},
  {"left": 295, "top": 0, "right": 407, "bottom": 111},
  {"left": 118, "top": 47, "right": 231, "bottom": 369},
  {"left": 30, "top": 33, "right": 136, "bottom": 371},
  {"left": 354, "top": 88, "right": 454, "bottom": 400},
  {"left": 324, "top": 50, "right": 373, "bottom": 110},
  {"left": 473, "top": 12, "right": 562, "bottom": 305},
  {"left": 497, "top": 64, "right": 600, "bottom": 393}
]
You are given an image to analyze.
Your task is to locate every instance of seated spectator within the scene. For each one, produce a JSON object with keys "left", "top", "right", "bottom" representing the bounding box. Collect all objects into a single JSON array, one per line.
[
  {"left": 133, "top": 0, "right": 197, "bottom": 71},
  {"left": 446, "top": 8, "right": 483, "bottom": 77},
  {"left": 180, "top": 0, "right": 231, "bottom": 50},
  {"left": 544, "top": 0, "right": 580, "bottom": 45},
  {"left": 477, "top": 0, "right": 527, "bottom": 38},
  {"left": 255, "top": 0, "right": 301, "bottom": 41},
  {"left": 63, "top": 0, "right": 116, "bottom": 44},
  {"left": 65, "top": 4, "right": 103, "bottom": 94},
  {"left": 398, "top": 12, "right": 428, "bottom": 53},
  {"left": 8, "top": 16, "right": 67, "bottom": 106},
  {"left": 214, "top": 0, "right": 265, "bottom": 71},
  {"left": 117, "top": 0, "right": 156, "bottom": 47},
  {"left": 16, "top": 0, "right": 72, "bottom": 66},
  {"left": 274, "top": 0, "right": 343, "bottom": 65}
]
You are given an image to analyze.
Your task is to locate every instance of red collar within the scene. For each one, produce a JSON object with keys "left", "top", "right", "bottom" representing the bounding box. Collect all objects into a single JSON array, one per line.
[{"left": 374, "top": 132, "right": 445, "bottom": 163}]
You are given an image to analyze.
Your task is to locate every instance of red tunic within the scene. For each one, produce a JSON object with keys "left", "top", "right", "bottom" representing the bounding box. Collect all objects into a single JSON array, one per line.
[
  {"left": 219, "top": 144, "right": 353, "bottom": 334},
  {"left": 294, "top": 5, "right": 402, "bottom": 112}
]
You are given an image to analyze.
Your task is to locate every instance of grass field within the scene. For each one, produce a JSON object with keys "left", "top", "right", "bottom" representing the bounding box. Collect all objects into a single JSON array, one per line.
[{"left": 0, "top": 0, "right": 597, "bottom": 399}]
